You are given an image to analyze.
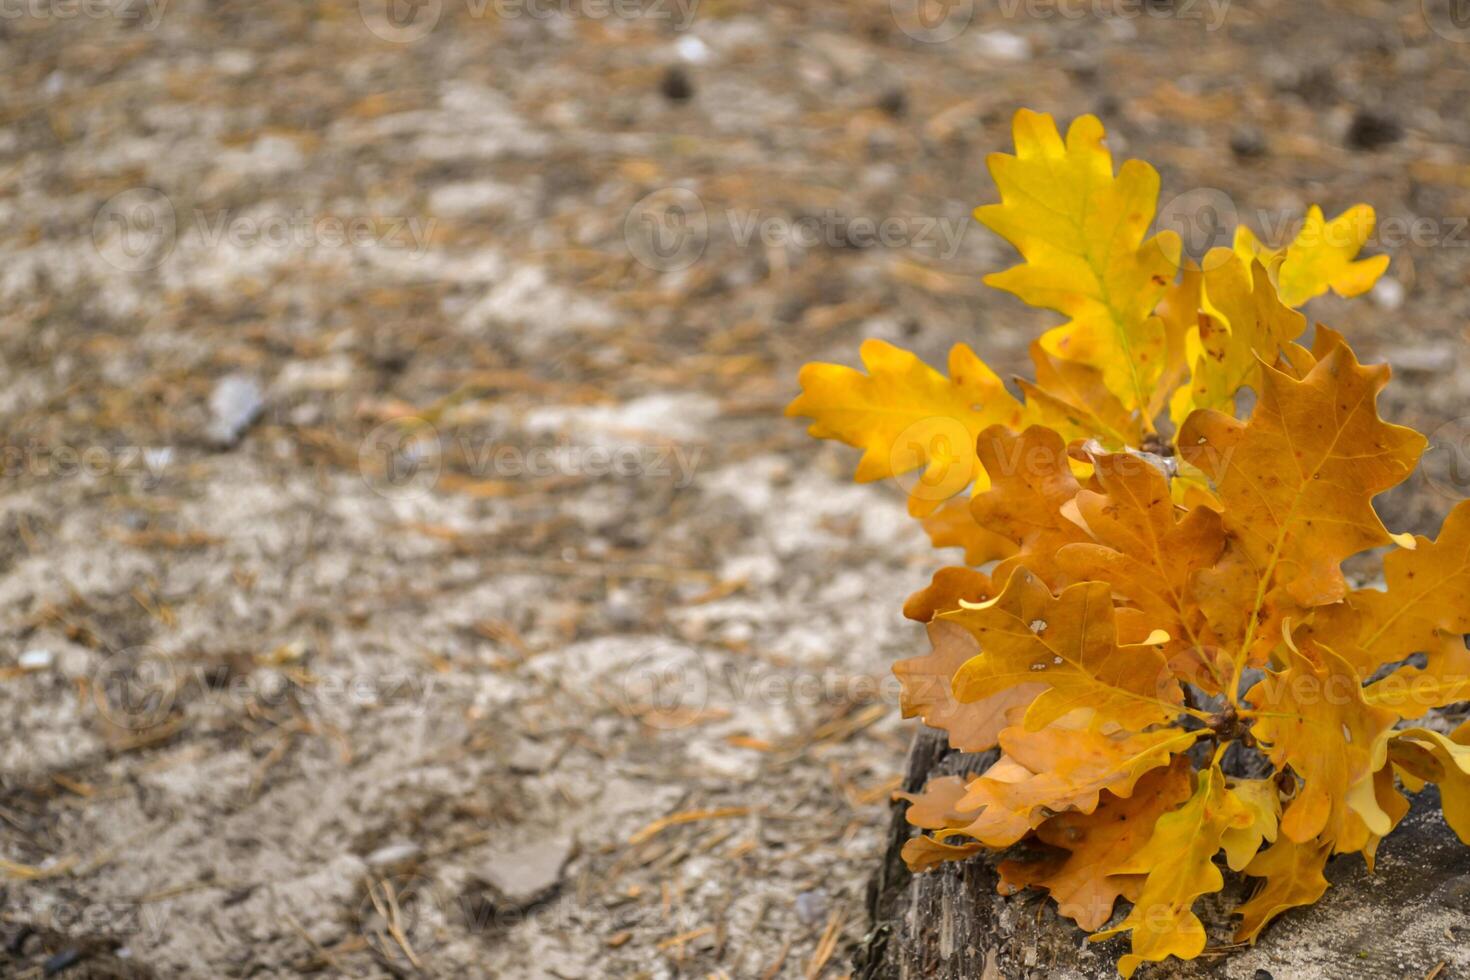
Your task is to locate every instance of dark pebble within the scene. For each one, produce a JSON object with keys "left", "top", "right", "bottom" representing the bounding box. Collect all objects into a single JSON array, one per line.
[
  {"left": 1230, "top": 125, "right": 1267, "bottom": 159},
  {"left": 660, "top": 66, "right": 693, "bottom": 102},
  {"left": 43, "top": 949, "right": 85, "bottom": 976},
  {"left": 1347, "top": 109, "right": 1403, "bottom": 150},
  {"left": 876, "top": 87, "right": 906, "bottom": 118}
]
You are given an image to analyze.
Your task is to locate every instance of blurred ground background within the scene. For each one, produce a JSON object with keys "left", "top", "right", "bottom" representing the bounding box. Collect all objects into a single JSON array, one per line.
[{"left": 2, "top": 0, "right": 1469, "bottom": 976}]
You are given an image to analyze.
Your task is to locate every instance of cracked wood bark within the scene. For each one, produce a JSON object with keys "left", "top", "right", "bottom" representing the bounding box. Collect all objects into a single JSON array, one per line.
[{"left": 854, "top": 726, "right": 1470, "bottom": 980}]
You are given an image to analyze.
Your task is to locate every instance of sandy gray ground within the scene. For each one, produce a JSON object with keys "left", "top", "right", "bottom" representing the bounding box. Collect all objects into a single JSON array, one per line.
[{"left": 2, "top": 0, "right": 1470, "bottom": 977}]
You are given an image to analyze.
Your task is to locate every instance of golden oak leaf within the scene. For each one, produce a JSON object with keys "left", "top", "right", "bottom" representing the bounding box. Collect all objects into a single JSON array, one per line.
[
  {"left": 892, "top": 620, "right": 1043, "bottom": 753},
  {"left": 900, "top": 834, "right": 984, "bottom": 871},
  {"left": 1221, "top": 778, "right": 1282, "bottom": 872},
  {"left": 1363, "top": 631, "right": 1470, "bottom": 717},
  {"left": 895, "top": 774, "right": 979, "bottom": 830},
  {"left": 785, "top": 338, "right": 1023, "bottom": 515},
  {"left": 1056, "top": 449, "right": 1228, "bottom": 691},
  {"left": 903, "top": 566, "right": 995, "bottom": 622},
  {"left": 1341, "top": 763, "right": 1412, "bottom": 869},
  {"left": 969, "top": 424, "right": 1089, "bottom": 586},
  {"left": 918, "top": 496, "right": 1019, "bottom": 566},
  {"left": 1092, "top": 762, "right": 1253, "bottom": 977},
  {"left": 1148, "top": 260, "right": 1201, "bottom": 423},
  {"left": 1236, "top": 205, "right": 1389, "bottom": 308},
  {"left": 1178, "top": 327, "right": 1424, "bottom": 624},
  {"left": 1245, "top": 640, "right": 1397, "bottom": 844},
  {"left": 1388, "top": 728, "right": 1470, "bottom": 845},
  {"left": 1232, "top": 836, "right": 1332, "bottom": 944},
  {"left": 945, "top": 569, "right": 1184, "bottom": 732},
  {"left": 976, "top": 109, "right": 1181, "bottom": 414},
  {"left": 998, "top": 757, "right": 1194, "bottom": 931},
  {"left": 1169, "top": 252, "right": 1306, "bottom": 425},
  {"left": 1017, "top": 342, "right": 1142, "bottom": 448},
  {"left": 1339, "top": 498, "right": 1470, "bottom": 672},
  {"left": 946, "top": 721, "right": 1200, "bottom": 848}
]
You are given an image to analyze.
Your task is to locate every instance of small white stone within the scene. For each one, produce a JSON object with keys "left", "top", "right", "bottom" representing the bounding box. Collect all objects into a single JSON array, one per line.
[
  {"left": 19, "top": 649, "right": 54, "bottom": 670},
  {"left": 977, "top": 30, "right": 1029, "bottom": 62},
  {"left": 1372, "top": 277, "right": 1405, "bottom": 311},
  {"left": 676, "top": 36, "right": 711, "bottom": 64}
]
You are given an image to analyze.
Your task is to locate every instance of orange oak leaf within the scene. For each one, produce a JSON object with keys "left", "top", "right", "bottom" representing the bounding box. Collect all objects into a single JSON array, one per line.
[
  {"left": 1245, "top": 639, "right": 1397, "bottom": 845},
  {"left": 1017, "top": 342, "right": 1142, "bottom": 449},
  {"left": 900, "top": 835, "right": 984, "bottom": 871},
  {"left": 892, "top": 620, "right": 1043, "bottom": 753},
  {"left": 997, "top": 757, "right": 1194, "bottom": 931},
  {"left": 944, "top": 721, "right": 1200, "bottom": 848},
  {"left": 903, "top": 566, "right": 996, "bottom": 622},
  {"left": 1091, "top": 762, "right": 1254, "bottom": 977},
  {"left": 1388, "top": 728, "right": 1470, "bottom": 845},
  {"left": 969, "top": 424, "right": 1089, "bottom": 586},
  {"left": 944, "top": 570, "right": 1185, "bottom": 733},
  {"left": 1341, "top": 499, "right": 1470, "bottom": 676},
  {"left": 1056, "top": 449, "right": 1228, "bottom": 690},
  {"left": 895, "top": 774, "right": 980, "bottom": 830},
  {"left": 1178, "top": 327, "right": 1424, "bottom": 668},
  {"left": 1232, "top": 836, "right": 1332, "bottom": 944},
  {"left": 917, "top": 497, "right": 1019, "bottom": 567}
]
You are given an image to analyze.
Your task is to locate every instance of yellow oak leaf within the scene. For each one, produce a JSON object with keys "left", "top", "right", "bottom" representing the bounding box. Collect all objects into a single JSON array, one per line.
[
  {"left": 1056, "top": 448, "right": 1228, "bottom": 691},
  {"left": 1232, "top": 836, "right": 1332, "bottom": 944},
  {"left": 1245, "top": 640, "right": 1397, "bottom": 845},
  {"left": 998, "top": 757, "right": 1193, "bottom": 931},
  {"left": 1178, "top": 328, "right": 1424, "bottom": 669},
  {"left": 1233, "top": 204, "right": 1389, "bottom": 307},
  {"left": 1388, "top": 728, "right": 1470, "bottom": 845},
  {"left": 944, "top": 570, "right": 1185, "bottom": 732},
  {"left": 1017, "top": 342, "right": 1142, "bottom": 449},
  {"left": 1091, "top": 762, "right": 1253, "bottom": 977},
  {"left": 1169, "top": 252, "right": 1306, "bottom": 425},
  {"left": 1221, "top": 778, "right": 1282, "bottom": 872},
  {"left": 785, "top": 338, "right": 1023, "bottom": 515},
  {"left": 892, "top": 620, "right": 1043, "bottom": 754},
  {"left": 969, "top": 424, "right": 1089, "bottom": 586},
  {"left": 945, "top": 721, "right": 1200, "bottom": 848},
  {"left": 976, "top": 109, "right": 1181, "bottom": 416},
  {"left": 1339, "top": 763, "right": 1412, "bottom": 869}
]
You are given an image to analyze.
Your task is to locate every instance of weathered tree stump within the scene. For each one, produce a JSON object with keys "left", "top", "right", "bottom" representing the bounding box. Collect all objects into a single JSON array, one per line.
[{"left": 856, "top": 727, "right": 1470, "bottom": 979}]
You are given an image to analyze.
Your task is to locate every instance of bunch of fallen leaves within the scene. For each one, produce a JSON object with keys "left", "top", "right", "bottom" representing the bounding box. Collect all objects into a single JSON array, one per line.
[{"left": 788, "top": 109, "right": 1470, "bottom": 976}]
